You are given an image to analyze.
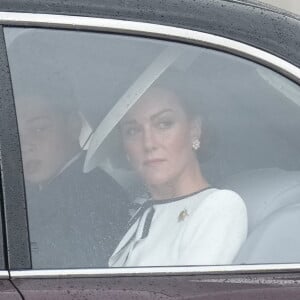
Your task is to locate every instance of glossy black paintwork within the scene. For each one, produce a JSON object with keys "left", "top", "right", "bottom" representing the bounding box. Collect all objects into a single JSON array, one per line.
[
  {"left": 0, "top": 1, "right": 298, "bottom": 299},
  {"left": 0, "top": 0, "right": 298, "bottom": 272},
  {"left": 0, "top": 280, "right": 21, "bottom": 299},
  {"left": 11, "top": 272, "right": 300, "bottom": 299},
  {"left": 0, "top": 0, "right": 299, "bottom": 67},
  {"left": 0, "top": 26, "right": 31, "bottom": 270}
]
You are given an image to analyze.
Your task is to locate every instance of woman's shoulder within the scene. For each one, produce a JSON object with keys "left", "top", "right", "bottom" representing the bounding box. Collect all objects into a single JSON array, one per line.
[
  {"left": 206, "top": 188, "right": 245, "bottom": 204},
  {"left": 194, "top": 188, "right": 247, "bottom": 217},
  {"left": 181, "top": 188, "right": 247, "bottom": 250}
]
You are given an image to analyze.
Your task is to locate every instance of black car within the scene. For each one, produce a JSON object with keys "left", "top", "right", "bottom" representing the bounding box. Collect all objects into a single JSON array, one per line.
[{"left": 0, "top": 0, "right": 299, "bottom": 299}]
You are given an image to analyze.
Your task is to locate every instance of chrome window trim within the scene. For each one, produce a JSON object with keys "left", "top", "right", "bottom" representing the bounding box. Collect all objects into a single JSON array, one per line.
[
  {"left": 0, "top": 271, "right": 9, "bottom": 279},
  {"left": 1, "top": 12, "right": 300, "bottom": 276},
  {"left": 0, "top": 12, "right": 299, "bottom": 84},
  {"left": 10, "top": 264, "right": 300, "bottom": 278}
]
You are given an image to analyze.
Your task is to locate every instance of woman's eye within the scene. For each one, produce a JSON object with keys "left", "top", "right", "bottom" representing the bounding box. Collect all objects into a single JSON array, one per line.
[{"left": 157, "top": 120, "right": 174, "bottom": 129}]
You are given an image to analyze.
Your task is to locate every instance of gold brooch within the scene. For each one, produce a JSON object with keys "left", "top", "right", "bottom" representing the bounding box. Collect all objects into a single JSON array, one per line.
[{"left": 178, "top": 209, "right": 189, "bottom": 222}]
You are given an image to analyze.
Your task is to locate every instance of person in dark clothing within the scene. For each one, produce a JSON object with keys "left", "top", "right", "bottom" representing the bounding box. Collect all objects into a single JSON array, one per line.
[
  {"left": 26, "top": 155, "right": 129, "bottom": 268},
  {"left": 15, "top": 71, "right": 130, "bottom": 268}
]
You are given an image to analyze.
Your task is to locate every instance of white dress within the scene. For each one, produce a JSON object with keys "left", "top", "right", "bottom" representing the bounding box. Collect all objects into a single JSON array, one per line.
[{"left": 109, "top": 188, "right": 247, "bottom": 267}]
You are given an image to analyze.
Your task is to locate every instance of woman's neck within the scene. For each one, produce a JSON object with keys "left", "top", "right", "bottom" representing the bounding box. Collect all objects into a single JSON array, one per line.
[{"left": 148, "top": 161, "right": 209, "bottom": 200}]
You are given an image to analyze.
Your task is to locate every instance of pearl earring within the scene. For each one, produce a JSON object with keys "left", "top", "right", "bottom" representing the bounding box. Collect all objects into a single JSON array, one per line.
[{"left": 192, "top": 138, "right": 200, "bottom": 150}]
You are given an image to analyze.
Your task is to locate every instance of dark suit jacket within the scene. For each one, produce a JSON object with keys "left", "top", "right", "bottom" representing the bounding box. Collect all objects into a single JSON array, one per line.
[{"left": 26, "top": 156, "right": 130, "bottom": 268}]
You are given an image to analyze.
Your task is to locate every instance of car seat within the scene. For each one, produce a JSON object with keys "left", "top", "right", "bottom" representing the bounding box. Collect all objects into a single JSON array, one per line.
[{"left": 220, "top": 168, "right": 300, "bottom": 264}]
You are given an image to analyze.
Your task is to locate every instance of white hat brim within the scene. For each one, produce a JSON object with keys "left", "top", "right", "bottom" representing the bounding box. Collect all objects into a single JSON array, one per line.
[{"left": 83, "top": 46, "right": 184, "bottom": 172}]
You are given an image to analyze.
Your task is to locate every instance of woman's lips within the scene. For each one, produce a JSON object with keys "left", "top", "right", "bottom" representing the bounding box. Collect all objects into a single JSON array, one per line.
[{"left": 144, "top": 158, "right": 166, "bottom": 166}]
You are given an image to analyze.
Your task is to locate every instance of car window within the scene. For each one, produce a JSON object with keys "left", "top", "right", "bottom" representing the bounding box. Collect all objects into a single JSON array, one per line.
[{"left": 4, "top": 27, "right": 300, "bottom": 269}]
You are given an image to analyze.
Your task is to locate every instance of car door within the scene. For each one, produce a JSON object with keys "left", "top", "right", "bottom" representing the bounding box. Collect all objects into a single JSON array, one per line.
[
  {"left": 0, "top": 25, "right": 27, "bottom": 300},
  {"left": 0, "top": 1, "right": 300, "bottom": 299}
]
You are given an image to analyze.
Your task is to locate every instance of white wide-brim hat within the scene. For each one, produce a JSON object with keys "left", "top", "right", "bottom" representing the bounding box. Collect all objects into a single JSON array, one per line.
[{"left": 84, "top": 46, "right": 198, "bottom": 172}]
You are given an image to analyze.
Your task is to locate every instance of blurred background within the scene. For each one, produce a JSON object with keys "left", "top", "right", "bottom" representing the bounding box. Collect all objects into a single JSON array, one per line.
[{"left": 260, "top": 0, "right": 300, "bottom": 14}]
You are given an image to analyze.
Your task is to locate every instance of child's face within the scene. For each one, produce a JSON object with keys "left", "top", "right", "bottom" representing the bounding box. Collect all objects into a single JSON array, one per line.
[{"left": 17, "top": 97, "right": 78, "bottom": 184}]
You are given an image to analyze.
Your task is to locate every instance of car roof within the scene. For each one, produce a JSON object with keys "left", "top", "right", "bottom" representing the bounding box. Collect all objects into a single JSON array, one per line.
[{"left": 0, "top": 0, "right": 299, "bottom": 67}]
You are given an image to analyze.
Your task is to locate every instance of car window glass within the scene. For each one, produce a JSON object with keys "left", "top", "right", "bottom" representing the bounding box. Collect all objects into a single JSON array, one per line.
[{"left": 4, "top": 27, "right": 300, "bottom": 269}]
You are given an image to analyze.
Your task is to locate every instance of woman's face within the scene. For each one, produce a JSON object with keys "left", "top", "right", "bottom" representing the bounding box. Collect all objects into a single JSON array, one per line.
[{"left": 120, "top": 88, "right": 200, "bottom": 188}]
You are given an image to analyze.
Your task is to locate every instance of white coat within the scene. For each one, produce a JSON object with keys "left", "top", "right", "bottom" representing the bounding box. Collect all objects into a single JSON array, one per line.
[{"left": 109, "top": 188, "right": 248, "bottom": 267}]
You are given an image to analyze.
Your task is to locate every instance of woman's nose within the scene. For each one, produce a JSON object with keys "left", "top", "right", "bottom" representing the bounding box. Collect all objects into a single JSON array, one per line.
[{"left": 143, "top": 127, "right": 157, "bottom": 153}]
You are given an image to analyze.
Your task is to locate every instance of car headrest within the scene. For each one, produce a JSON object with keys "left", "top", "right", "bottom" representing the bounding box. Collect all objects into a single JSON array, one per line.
[{"left": 220, "top": 168, "right": 300, "bottom": 233}]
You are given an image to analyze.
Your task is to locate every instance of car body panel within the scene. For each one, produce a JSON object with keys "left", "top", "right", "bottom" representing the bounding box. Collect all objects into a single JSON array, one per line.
[
  {"left": 11, "top": 273, "right": 300, "bottom": 299},
  {"left": 0, "top": 279, "right": 22, "bottom": 300},
  {"left": 0, "top": 26, "right": 31, "bottom": 270},
  {"left": 0, "top": 0, "right": 299, "bottom": 299},
  {"left": 0, "top": 0, "right": 298, "bottom": 66}
]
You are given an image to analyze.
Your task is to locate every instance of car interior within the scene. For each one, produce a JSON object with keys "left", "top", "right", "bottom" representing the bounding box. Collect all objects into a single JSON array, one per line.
[
  {"left": 87, "top": 45, "right": 300, "bottom": 265},
  {"left": 5, "top": 27, "right": 300, "bottom": 267}
]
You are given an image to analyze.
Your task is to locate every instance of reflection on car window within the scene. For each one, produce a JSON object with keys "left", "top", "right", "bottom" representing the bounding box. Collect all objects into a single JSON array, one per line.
[{"left": 4, "top": 27, "right": 300, "bottom": 269}]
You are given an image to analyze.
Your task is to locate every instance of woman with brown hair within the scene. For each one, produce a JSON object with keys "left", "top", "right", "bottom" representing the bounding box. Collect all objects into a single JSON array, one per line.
[{"left": 107, "top": 85, "right": 247, "bottom": 267}]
